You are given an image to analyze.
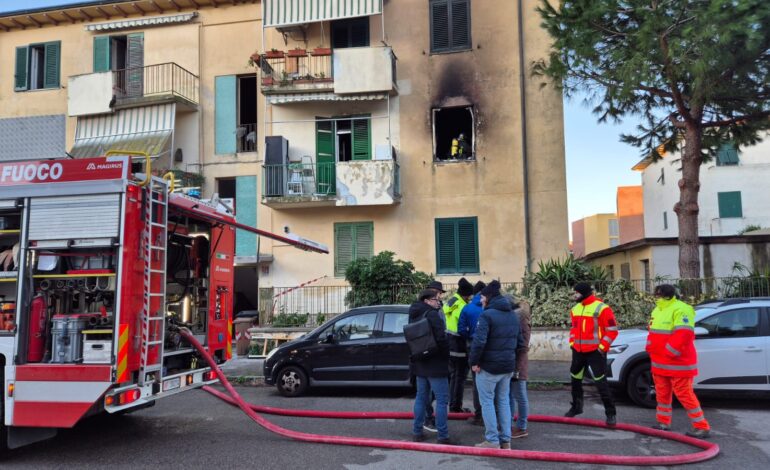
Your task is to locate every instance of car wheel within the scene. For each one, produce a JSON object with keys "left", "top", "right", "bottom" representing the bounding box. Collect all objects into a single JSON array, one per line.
[
  {"left": 626, "top": 362, "right": 656, "bottom": 408},
  {"left": 276, "top": 366, "right": 308, "bottom": 397}
]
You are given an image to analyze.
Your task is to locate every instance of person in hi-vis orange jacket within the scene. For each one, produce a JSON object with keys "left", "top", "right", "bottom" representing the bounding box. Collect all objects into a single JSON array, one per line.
[
  {"left": 646, "top": 284, "right": 711, "bottom": 438},
  {"left": 565, "top": 282, "right": 619, "bottom": 426}
]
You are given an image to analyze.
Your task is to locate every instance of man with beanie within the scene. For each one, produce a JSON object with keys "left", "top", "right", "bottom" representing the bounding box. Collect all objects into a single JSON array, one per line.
[
  {"left": 409, "top": 289, "right": 455, "bottom": 445},
  {"left": 458, "top": 280, "right": 486, "bottom": 424},
  {"left": 565, "top": 282, "right": 618, "bottom": 426},
  {"left": 469, "top": 280, "right": 525, "bottom": 449},
  {"left": 444, "top": 277, "right": 474, "bottom": 412},
  {"left": 647, "top": 284, "right": 711, "bottom": 438}
]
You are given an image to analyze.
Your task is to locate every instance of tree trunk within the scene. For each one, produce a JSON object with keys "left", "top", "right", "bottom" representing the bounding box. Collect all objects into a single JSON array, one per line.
[{"left": 674, "top": 125, "right": 703, "bottom": 281}]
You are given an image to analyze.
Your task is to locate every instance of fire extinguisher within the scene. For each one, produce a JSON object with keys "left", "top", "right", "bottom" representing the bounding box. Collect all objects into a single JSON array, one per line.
[{"left": 27, "top": 293, "right": 47, "bottom": 363}]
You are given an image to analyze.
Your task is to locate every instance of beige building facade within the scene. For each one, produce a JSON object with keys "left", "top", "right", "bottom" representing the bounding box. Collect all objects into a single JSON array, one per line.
[{"left": 0, "top": 0, "right": 569, "bottom": 300}]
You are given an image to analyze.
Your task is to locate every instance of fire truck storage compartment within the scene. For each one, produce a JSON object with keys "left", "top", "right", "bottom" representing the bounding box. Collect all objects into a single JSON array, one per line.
[
  {"left": 1, "top": 198, "right": 22, "bottom": 333},
  {"left": 28, "top": 194, "right": 121, "bottom": 242},
  {"left": 82, "top": 329, "right": 113, "bottom": 363}
]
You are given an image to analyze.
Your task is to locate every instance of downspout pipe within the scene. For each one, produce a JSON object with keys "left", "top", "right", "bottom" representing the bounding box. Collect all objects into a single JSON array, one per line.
[{"left": 517, "top": 0, "right": 532, "bottom": 272}]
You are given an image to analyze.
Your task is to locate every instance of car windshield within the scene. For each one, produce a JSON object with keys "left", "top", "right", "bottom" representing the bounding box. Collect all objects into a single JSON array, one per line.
[{"left": 694, "top": 306, "right": 716, "bottom": 321}]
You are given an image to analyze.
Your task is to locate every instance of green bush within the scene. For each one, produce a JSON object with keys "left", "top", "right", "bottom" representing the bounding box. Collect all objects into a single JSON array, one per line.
[
  {"left": 345, "top": 251, "right": 432, "bottom": 307},
  {"left": 271, "top": 312, "right": 309, "bottom": 327},
  {"left": 510, "top": 279, "right": 654, "bottom": 329},
  {"left": 525, "top": 255, "right": 608, "bottom": 288}
]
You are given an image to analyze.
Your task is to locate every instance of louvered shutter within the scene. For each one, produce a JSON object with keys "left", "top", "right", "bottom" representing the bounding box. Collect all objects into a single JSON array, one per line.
[
  {"left": 335, "top": 223, "right": 355, "bottom": 277},
  {"left": 430, "top": 1, "right": 450, "bottom": 52},
  {"left": 351, "top": 118, "right": 371, "bottom": 160},
  {"left": 43, "top": 42, "right": 60, "bottom": 89},
  {"left": 14, "top": 46, "right": 28, "bottom": 91},
  {"left": 354, "top": 223, "right": 374, "bottom": 261},
  {"left": 93, "top": 36, "right": 111, "bottom": 72},
  {"left": 457, "top": 218, "right": 479, "bottom": 272},
  {"left": 316, "top": 118, "right": 336, "bottom": 194},
  {"left": 436, "top": 219, "right": 458, "bottom": 273},
  {"left": 716, "top": 143, "right": 739, "bottom": 166},
  {"left": 718, "top": 192, "right": 743, "bottom": 218},
  {"left": 450, "top": 0, "right": 471, "bottom": 50},
  {"left": 126, "top": 33, "right": 144, "bottom": 98}
]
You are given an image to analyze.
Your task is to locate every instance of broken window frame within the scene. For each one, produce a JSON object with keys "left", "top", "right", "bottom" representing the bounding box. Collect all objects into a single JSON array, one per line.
[{"left": 431, "top": 106, "right": 475, "bottom": 162}]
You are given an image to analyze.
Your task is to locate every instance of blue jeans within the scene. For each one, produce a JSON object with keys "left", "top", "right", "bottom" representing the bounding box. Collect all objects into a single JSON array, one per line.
[
  {"left": 475, "top": 369, "right": 513, "bottom": 443},
  {"left": 510, "top": 379, "right": 529, "bottom": 430},
  {"left": 413, "top": 376, "right": 449, "bottom": 439}
]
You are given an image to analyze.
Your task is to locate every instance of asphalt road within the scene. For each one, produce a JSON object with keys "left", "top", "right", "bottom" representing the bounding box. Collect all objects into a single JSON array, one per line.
[{"left": 3, "top": 384, "right": 769, "bottom": 469}]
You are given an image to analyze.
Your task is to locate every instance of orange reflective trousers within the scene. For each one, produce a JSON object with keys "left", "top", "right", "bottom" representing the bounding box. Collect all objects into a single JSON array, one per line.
[{"left": 653, "top": 374, "right": 710, "bottom": 430}]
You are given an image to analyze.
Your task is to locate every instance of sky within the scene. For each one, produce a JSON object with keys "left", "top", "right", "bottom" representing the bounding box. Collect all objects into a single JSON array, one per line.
[{"left": 2, "top": 0, "right": 646, "bottom": 235}]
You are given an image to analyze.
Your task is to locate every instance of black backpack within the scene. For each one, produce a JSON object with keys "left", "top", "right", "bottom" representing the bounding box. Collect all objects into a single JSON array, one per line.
[{"left": 403, "top": 311, "right": 438, "bottom": 359}]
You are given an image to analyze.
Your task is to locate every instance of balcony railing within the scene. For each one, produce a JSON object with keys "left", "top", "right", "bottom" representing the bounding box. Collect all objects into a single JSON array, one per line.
[
  {"left": 263, "top": 162, "right": 337, "bottom": 198},
  {"left": 260, "top": 51, "right": 333, "bottom": 91},
  {"left": 237, "top": 123, "right": 257, "bottom": 153},
  {"left": 113, "top": 62, "right": 199, "bottom": 106}
]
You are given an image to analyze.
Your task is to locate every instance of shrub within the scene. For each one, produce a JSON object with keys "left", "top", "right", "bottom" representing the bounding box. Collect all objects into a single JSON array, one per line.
[
  {"left": 271, "top": 312, "right": 309, "bottom": 327},
  {"left": 344, "top": 251, "right": 432, "bottom": 308}
]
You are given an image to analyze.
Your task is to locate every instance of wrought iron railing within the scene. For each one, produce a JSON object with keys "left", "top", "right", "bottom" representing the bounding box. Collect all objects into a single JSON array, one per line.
[
  {"left": 237, "top": 123, "right": 257, "bottom": 152},
  {"left": 113, "top": 62, "right": 199, "bottom": 104},
  {"left": 260, "top": 52, "right": 333, "bottom": 88},
  {"left": 262, "top": 162, "right": 336, "bottom": 198}
]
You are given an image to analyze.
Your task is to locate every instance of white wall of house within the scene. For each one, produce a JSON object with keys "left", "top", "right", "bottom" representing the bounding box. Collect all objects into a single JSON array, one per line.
[
  {"left": 641, "top": 138, "right": 770, "bottom": 238},
  {"left": 651, "top": 243, "right": 764, "bottom": 279}
]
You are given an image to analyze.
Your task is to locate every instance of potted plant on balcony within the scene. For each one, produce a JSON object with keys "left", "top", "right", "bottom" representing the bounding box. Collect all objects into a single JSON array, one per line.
[
  {"left": 288, "top": 47, "right": 307, "bottom": 57},
  {"left": 265, "top": 48, "right": 284, "bottom": 59},
  {"left": 312, "top": 46, "right": 332, "bottom": 56}
]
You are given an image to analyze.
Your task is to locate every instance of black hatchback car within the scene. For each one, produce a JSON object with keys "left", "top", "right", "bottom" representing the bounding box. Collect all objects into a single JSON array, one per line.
[{"left": 264, "top": 305, "right": 412, "bottom": 396}]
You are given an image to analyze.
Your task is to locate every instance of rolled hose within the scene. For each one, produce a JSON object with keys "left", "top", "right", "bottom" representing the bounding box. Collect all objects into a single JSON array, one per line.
[{"left": 179, "top": 329, "right": 719, "bottom": 466}]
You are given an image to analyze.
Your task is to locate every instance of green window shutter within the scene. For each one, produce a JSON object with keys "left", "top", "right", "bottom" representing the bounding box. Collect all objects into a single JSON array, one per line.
[
  {"left": 43, "top": 41, "right": 61, "bottom": 89},
  {"left": 430, "top": 1, "right": 450, "bottom": 52},
  {"left": 456, "top": 217, "right": 479, "bottom": 272},
  {"left": 215, "top": 75, "right": 237, "bottom": 154},
  {"left": 436, "top": 219, "right": 458, "bottom": 274},
  {"left": 354, "top": 222, "right": 374, "bottom": 261},
  {"left": 351, "top": 118, "right": 371, "bottom": 160},
  {"left": 718, "top": 191, "right": 743, "bottom": 218},
  {"left": 450, "top": 0, "right": 471, "bottom": 50},
  {"left": 716, "top": 143, "right": 739, "bottom": 166},
  {"left": 93, "top": 36, "right": 111, "bottom": 72},
  {"left": 14, "top": 46, "right": 28, "bottom": 91},
  {"left": 316, "top": 118, "right": 336, "bottom": 194},
  {"left": 335, "top": 223, "right": 355, "bottom": 277},
  {"left": 126, "top": 33, "right": 144, "bottom": 97}
]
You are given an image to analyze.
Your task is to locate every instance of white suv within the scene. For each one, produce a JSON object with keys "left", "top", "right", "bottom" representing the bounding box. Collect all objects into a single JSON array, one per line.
[{"left": 607, "top": 298, "right": 770, "bottom": 407}]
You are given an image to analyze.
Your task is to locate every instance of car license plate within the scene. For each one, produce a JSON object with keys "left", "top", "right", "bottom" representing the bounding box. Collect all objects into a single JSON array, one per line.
[{"left": 163, "top": 377, "right": 181, "bottom": 391}]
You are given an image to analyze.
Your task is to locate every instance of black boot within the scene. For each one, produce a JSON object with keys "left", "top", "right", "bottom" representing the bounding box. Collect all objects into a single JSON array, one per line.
[
  {"left": 564, "top": 398, "right": 583, "bottom": 418},
  {"left": 606, "top": 413, "right": 617, "bottom": 427}
]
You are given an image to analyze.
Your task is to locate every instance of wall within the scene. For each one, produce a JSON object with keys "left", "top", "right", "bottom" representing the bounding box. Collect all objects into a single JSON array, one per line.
[
  {"left": 617, "top": 185, "right": 644, "bottom": 244},
  {"left": 336, "top": 160, "right": 398, "bottom": 206},
  {"left": 255, "top": 0, "right": 569, "bottom": 287},
  {"left": 588, "top": 245, "right": 653, "bottom": 281},
  {"left": 571, "top": 218, "right": 585, "bottom": 258},
  {"left": 582, "top": 213, "right": 616, "bottom": 255},
  {"left": 641, "top": 138, "right": 770, "bottom": 238},
  {"left": 67, "top": 72, "right": 113, "bottom": 117}
]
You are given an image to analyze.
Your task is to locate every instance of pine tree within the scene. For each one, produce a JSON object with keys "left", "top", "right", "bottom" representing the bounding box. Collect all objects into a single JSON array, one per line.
[{"left": 536, "top": 0, "right": 770, "bottom": 278}]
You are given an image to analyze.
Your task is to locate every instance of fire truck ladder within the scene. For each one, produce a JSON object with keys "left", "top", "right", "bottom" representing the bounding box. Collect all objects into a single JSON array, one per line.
[{"left": 139, "top": 175, "right": 170, "bottom": 386}]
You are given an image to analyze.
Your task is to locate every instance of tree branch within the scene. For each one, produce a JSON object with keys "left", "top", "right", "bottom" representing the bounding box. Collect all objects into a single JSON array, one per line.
[{"left": 702, "top": 111, "right": 770, "bottom": 128}]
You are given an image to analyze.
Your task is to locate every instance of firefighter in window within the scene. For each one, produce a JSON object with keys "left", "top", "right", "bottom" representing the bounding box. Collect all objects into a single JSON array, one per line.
[{"left": 451, "top": 133, "right": 471, "bottom": 159}]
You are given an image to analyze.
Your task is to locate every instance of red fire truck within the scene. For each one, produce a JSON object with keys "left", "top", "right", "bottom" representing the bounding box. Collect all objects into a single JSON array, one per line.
[{"left": 0, "top": 155, "right": 326, "bottom": 450}]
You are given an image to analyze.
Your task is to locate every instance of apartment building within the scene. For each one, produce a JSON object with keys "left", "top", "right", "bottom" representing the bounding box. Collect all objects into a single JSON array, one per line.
[
  {"left": 0, "top": 0, "right": 569, "bottom": 298},
  {"left": 571, "top": 213, "right": 619, "bottom": 259}
]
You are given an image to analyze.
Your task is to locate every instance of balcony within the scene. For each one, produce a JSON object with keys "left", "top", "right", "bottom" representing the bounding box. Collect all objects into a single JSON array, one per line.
[
  {"left": 259, "top": 47, "right": 397, "bottom": 100},
  {"left": 68, "top": 62, "right": 199, "bottom": 117},
  {"left": 262, "top": 160, "right": 400, "bottom": 209}
]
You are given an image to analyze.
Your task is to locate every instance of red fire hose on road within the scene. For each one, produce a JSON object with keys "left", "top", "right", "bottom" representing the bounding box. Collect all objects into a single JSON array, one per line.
[{"left": 181, "top": 329, "right": 719, "bottom": 466}]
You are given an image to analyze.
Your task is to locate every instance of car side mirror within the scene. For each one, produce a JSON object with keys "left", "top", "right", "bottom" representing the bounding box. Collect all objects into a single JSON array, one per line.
[{"left": 694, "top": 326, "right": 709, "bottom": 337}]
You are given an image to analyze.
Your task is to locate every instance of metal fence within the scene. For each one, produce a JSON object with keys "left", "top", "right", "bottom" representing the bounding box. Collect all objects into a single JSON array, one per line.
[
  {"left": 259, "top": 277, "right": 770, "bottom": 327},
  {"left": 113, "top": 62, "right": 199, "bottom": 104},
  {"left": 262, "top": 162, "right": 336, "bottom": 198},
  {"left": 237, "top": 123, "right": 257, "bottom": 152}
]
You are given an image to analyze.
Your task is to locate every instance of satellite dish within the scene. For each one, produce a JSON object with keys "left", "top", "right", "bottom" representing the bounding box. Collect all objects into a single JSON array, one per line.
[{"left": 174, "top": 148, "right": 184, "bottom": 162}]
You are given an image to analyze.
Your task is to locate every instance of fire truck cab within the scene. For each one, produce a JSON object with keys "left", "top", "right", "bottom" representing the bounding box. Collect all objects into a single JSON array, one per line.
[{"left": 0, "top": 155, "right": 326, "bottom": 450}]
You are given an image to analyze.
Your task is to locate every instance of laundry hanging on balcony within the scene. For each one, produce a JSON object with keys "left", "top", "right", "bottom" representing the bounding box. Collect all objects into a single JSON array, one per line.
[
  {"left": 69, "top": 103, "right": 175, "bottom": 159},
  {"left": 263, "top": 0, "right": 382, "bottom": 27}
]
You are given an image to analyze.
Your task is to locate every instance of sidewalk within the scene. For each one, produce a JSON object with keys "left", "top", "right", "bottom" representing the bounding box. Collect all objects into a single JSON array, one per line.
[{"left": 220, "top": 354, "right": 569, "bottom": 384}]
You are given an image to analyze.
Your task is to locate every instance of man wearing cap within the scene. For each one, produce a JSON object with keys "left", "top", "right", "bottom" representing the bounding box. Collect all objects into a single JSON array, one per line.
[
  {"left": 421, "top": 280, "right": 446, "bottom": 433},
  {"left": 458, "top": 280, "right": 486, "bottom": 424},
  {"left": 409, "top": 289, "right": 455, "bottom": 445},
  {"left": 469, "top": 280, "right": 524, "bottom": 449},
  {"left": 565, "top": 282, "right": 618, "bottom": 426},
  {"left": 444, "top": 278, "right": 474, "bottom": 412}
]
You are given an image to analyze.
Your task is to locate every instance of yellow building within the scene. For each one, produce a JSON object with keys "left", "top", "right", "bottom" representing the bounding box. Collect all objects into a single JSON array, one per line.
[
  {"left": 571, "top": 213, "right": 619, "bottom": 258},
  {"left": 0, "top": 1, "right": 568, "bottom": 304}
]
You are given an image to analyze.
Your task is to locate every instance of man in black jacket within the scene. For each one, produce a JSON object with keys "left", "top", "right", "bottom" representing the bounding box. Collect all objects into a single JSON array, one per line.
[
  {"left": 469, "top": 281, "right": 525, "bottom": 449},
  {"left": 409, "top": 289, "right": 455, "bottom": 445}
]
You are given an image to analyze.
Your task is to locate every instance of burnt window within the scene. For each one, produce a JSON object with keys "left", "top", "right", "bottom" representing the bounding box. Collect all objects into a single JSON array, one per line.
[
  {"left": 433, "top": 106, "right": 474, "bottom": 161},
  {"left": 430, "top": 0, "right": 472, "bottom": 53}
]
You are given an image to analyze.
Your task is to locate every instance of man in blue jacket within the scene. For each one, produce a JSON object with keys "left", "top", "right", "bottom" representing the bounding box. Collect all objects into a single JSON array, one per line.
[
  {"left": 469, "top": 280, "right": 525, "bottom": 449},
  {"left": 458, "top": 280, "right": 485, "bottom": 424}
]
